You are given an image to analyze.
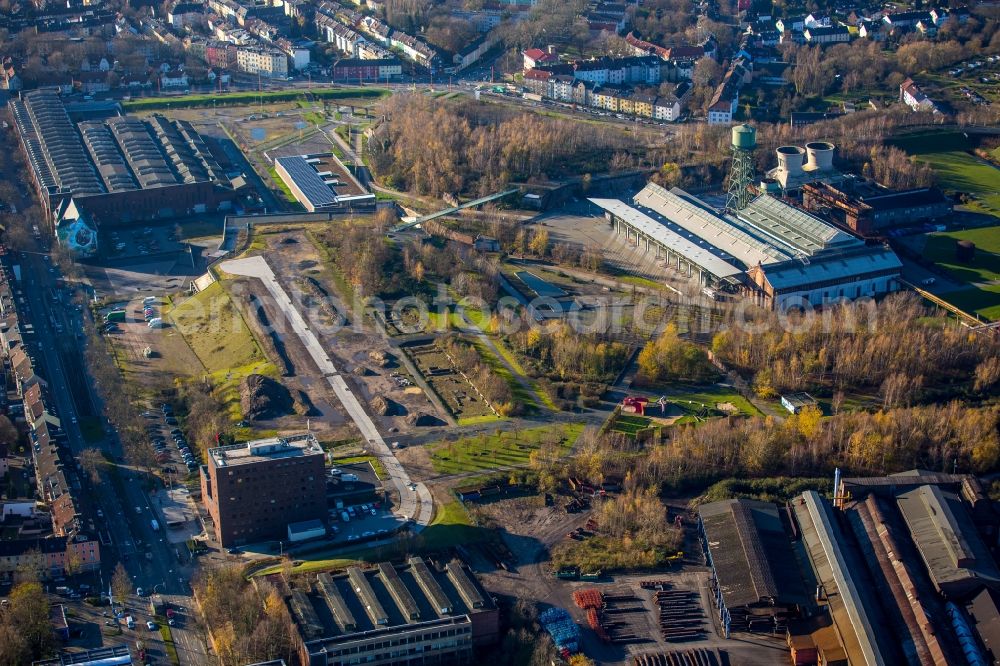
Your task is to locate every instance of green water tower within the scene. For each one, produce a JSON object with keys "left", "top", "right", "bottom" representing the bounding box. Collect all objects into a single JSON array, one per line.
[{"left": 727, "top": 124, "right": 757, "bottom": 210}]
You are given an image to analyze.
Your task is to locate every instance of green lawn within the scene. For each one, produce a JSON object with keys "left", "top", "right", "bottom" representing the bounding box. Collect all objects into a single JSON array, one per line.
[
  {"left": 652, "top": 383, "right": 762, "bottom": 418},
  {"left": 940, "top": 283, "right": 1000, "bottom": 321},
  {"left": 266, "top": 165, "right": 301, "bottom": 206},
  {"left": 123, "top": 87, "right": 389, "bottom": 111},
  {"left": 923, "top": 225, "right": 1000, "bottom": 284},
  {"left": 167, "top": 282, "right": 266, "bottom": 374},
  {"left": 610, "top": 414, "right": 652, "bottom": 435},
  {"left": 428, "top": 423, "right": 584, "bottom": 475},
  {"left": 418, "top": 497, "right": 484, "bottom": 549},
  {"left": 330, "top": 455, "right": 385, "bottom": 478},
  {"left": 891, "top": 132, "right": 1000, "bottom": 217}
]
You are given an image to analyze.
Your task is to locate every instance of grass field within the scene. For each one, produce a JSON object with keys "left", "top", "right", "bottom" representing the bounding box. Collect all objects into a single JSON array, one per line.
[
  {"left": 923, "top": 225, "right": 1000, "bottom": 284},
  {"left": 428, "top": 422, "right": 584, "bottom": 475},
  {"left": 168, "top": 282, "right": 266, "bottom": 374},
  {"left": 939, "top": 283, "right": 1000, "bottom": 321},
  {"left": 123, "top": 87, "right": 389, "bottom": 111},
  {"left": 642, "top": 383, "right": 762, "bottom": 418},
  {"left": 610, "top": 414, "right": 653, "bottom": 435},
  {"left": 419, "top": 496, "right": 484, "bottom": 549},
  {"left": 330, "top": 455, "right": 385, "bottom": 478},
  {"left": 891, "top": 132, "right": 1000, "bottom": 217},
  {"left": 167, "top": 283, "right": 276, "bottom": 420},
  {"left": 267, "top": 165, "right": 303, "bottom": 207}
]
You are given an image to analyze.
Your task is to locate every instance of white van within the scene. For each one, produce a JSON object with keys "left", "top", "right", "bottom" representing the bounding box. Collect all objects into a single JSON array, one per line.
[
  {"left": 126, "top": 616, "right": 136, "bottom": 629},
  {"left": 147, "top": 318, "right": 164, "bottom": 329},
  {"left": 143, "top": 296, "right": 157, "bottom": 305}
]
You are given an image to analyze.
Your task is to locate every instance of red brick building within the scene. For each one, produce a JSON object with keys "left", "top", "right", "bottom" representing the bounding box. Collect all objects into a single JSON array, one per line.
[{"left": 201, "top": 434, "right": 327, "bottom": 547}]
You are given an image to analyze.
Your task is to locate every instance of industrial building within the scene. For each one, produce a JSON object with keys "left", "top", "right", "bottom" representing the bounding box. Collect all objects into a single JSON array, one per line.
[
  {"left": 695, "top": 471, "right": 1000, "bottom": 664},
  {"left": 697, "top": 499, "right": 809, "bottom": 637},
  {"left": 273, "top": 153, "right": 375, "bottom": 213},
  {"left": 782, "top": 471, "right": 1000, "bottom": 666},
  {"left": 287, "top": 558, "right": 499, "bottom": 666},
  {"left": 200, "top": 433, "right": 327, "bottom": 548},
  {"left": 591, "top": 181, "right": 902, "bottom": 309},
  {"left": 765, "top": 141, "right": 847, "bottom": 195},
  {"left": 9, "top": 89, "right": 242, "bottom": 253},
  {"left": 790, "top": 491, "right": 902, "bottom": 666},
  {"left": 801, "top": 178, "right": 953, "bottom": 237}
]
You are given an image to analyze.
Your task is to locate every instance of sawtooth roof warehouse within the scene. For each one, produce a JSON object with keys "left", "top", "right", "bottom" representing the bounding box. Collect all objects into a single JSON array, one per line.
[{"left": 591, "top": 182, "right": 903, "bottom": 310}]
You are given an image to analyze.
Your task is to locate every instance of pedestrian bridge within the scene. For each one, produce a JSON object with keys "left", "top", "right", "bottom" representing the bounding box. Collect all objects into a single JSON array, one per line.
[{"left": 393, "top": 188, "right": 520, "bottom": 231}]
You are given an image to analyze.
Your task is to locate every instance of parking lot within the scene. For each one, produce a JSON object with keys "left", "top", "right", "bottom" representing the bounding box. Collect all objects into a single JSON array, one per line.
[{"left": 143, "top": 401, "right": 202, "bottom": 479}]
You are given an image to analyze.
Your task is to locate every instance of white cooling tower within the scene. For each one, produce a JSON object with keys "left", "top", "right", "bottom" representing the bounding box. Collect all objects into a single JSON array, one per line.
[
  {"left": 805, "top": 142, "right": 835, "bottom": 171},
  {"left": 776, "top": 146, "right": 806, "bottom": 176}
]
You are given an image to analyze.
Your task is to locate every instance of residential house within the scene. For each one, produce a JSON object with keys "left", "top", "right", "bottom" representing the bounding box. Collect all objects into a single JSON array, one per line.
[
  {"left": 631, "top": 91, "right": 655, "bottom": 117},
  {"left": 330, "top": 58, "right": 401, "bottom": 81},
  {"left": 158, "top": 67, "right": 188, "bottom": 88},
  {"left": 804, "top": 13, "right": 830, "bottom": 28},
  {"left": 167, "top": 1, "right": 205, "bottom": 29},
  {"left": 804, "top": 25, "right": 851, "bottom": 43},
  {"left": 522, "top": 47, "right": 559, "bottom": 70},
  {"left": 653, "top": 95, "right": 680, "bottom": 121},
  {"left": 551, "top": 75, "right": 575, "bottom": 102},
  {"left": 900, "top": 77, "right": 940, "bottom": 113},
  {"left": 775, "top": 16, "right": 806, "bottom": 34},
  {"left": 277, "top": 39, "right": 311, "bottom": 70},
  {"left": 882, "top": 10, "right": 932, "bottom": 29},
  {"left": 73, "top": 72, "right": 111, "bottom": 94},
  {"left": 523, "top": 68, "right": 553, "bottom": 96},
  {"left": 452, "top": 32, "right": 499, "bottom": 72},
  {"left": 236, "top": 47, "right": 288, "bottom": 78},
  {"left": 625, "top": 31, "right": 669, "bottom": 60}
]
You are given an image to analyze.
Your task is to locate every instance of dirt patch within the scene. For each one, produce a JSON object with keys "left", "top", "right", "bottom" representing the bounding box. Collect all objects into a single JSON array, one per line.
[
  {"left": 408, "top": 412, "right": 446, "bottom": 427},
  {"left": 240, "top": 374, "right": 294, "bottom": 421},
  {"left": 245, "top": 291, "right": 294, "bottom": 376},
  {"left": 370, "top": 395, "right": 404, "bottom": 416},
  {"left": 257, "top": 227, "right": 447, "bottom": 434},
  {"left": 716, "top": 402, "right": 738, "bottom": 414}
]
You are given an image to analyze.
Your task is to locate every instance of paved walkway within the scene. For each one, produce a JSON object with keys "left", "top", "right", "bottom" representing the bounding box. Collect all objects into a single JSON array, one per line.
[{"left": 220, "top": 256, "right": 434, "bottom": 527}]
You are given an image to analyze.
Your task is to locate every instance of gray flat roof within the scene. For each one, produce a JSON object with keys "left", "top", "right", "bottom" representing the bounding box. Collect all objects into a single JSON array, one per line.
[
  {"left": 759, "top": 247, "right": 902, "bottom": 291},
  {"left": 590, "top": 198, "right": 744, "bottom": 278},
  {"left": 208, "top": 433, "right": 323, "bottom": 468}
]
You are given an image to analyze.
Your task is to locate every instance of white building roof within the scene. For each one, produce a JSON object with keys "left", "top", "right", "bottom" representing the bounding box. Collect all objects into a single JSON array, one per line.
[
  {"left": 633, "top": 183, "right": 789, "bottom": 267},
  {"left": 590, "top": 198, "right": 744, "bottom": 278},
  {"left": 759, "top": 248, "right": 902, "bottom": 291}
]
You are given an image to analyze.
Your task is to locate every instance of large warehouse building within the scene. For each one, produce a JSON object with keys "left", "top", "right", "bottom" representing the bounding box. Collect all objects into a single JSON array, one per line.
[
  {"left": 286, "top": 557, "right": 499, "bottom": 666},
  {"left": 9, "top": 89, "right": 242, "bottom": 253},
  {"left": 591, "top": 182, "right": 902, "bottom": 309},
  {"left": 273, "top": 153, "right": 375, "bottom": 213}
]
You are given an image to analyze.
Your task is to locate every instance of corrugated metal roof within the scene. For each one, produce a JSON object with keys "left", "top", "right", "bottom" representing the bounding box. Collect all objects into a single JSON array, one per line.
[
  {"left": 699, "top": 499, "right": 807, "bottom": 608},
  {"left": 589, "top": 198, "right": 744, "bottom": 278},
  {"left": 794, "top": 491, "right": 894, "bottom": 666},
  {"left": 736, "top": 195, "right": 855, "bottom": 257},
  {"left": 896, "top": 485, "right": 1000, "bottom": 597},
  {"left": 633, "top": 183, "right": 788, "bottom": 267},
  {"left": 759, "top": 248, "right": 902, "bottom": 291}
]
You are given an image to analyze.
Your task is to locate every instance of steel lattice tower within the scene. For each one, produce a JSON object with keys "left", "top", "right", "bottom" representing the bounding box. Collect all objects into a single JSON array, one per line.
[{"left": 726, "top": 124, "right": 757, "bottom": 211}]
